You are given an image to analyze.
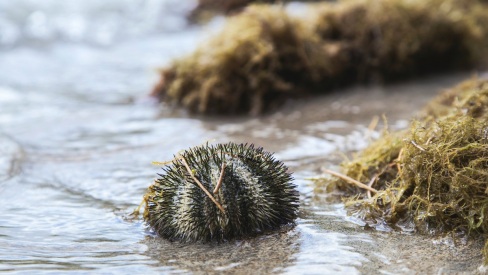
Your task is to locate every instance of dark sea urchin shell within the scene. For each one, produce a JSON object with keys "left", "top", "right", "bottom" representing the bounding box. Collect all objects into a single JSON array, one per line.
[{"left": 143, "top": 142, "right": 299, "bottom": 242}]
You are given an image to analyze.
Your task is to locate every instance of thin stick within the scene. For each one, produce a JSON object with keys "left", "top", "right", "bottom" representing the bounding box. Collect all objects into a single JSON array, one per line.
[
  {"left": 367, "top": 177, "right": 376, "bottom": 199},
  {"left": 425, "top": 135, "right": 435, "bottom": 145},
  {"left": 368, "top": 115, "right": 380, "bottom": 132},
  {"left": 152, "top": 160, "right": 174, "bottom": 166},
  {"left": 409, "top": 140, "right": 426, "bottom": 152},
  {"left": 213, "top": 162, "right": 226, "bottom": 194},
  {"left": 365, "top": 115, "right": 380, "bottom": 140},
  {"left": 396, "top": 148, "right": 404, "bottom": 174},
  {"left": 322, "top": 168, "right": 378, "bottom": 193},
  {"left": 179, "top": 156, "right": 225, "bottom": 214}
]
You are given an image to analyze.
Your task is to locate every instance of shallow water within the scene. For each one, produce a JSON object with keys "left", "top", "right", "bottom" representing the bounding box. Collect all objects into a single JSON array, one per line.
[{"left": 0, "top": 1, "right": 486, "bottom": 274}]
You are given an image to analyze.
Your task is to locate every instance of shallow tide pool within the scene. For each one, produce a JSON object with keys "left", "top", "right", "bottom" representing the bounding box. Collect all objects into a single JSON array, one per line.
[{"left": 0, "top": 1, "right": 486, "bottom": 274}]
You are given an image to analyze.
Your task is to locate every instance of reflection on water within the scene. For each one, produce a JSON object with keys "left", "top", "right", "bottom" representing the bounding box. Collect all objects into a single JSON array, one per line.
[
  {"left": 144, "top": 229, "right": 300, "bottom": 273},
  {"left": 0, "top": 0, "right": 485, "bottom": 273}
]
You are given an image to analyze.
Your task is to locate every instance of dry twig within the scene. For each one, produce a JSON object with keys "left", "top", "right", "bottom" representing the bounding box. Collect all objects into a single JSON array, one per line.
[
  {"left": 213, "top": 162, "right": 226, "bottom": 194},
  {"left": 322, "top": 168, "right": 378, "bottom": 193},
  {"left": 179, "top": 155, "right": 226, "bottom": 213}
]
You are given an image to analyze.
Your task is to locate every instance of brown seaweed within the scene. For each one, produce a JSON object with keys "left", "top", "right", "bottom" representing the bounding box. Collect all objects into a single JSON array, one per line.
[
  {"left": 153, "top": 0, "right": 488, "bottom": 115},
  {"left": 319, "top": 78, "right": 488, "bottom": 262},
  {"left": 152, "top": 5, "right": 336, "bottom": 115}
]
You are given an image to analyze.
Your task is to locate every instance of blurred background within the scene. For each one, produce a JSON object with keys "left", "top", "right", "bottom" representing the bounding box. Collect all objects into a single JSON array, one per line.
[{"left": 0, "top": 0, "right": 485, "bottom": 273}]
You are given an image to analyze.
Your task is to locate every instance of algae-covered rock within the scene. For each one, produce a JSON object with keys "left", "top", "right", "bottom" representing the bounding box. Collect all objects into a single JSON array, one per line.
[
  {"left": 319, "top": 78, "right": 488, "bottom": 262},
  {"left": 153, "top": 0, "right": 488, "bottom": 115}
]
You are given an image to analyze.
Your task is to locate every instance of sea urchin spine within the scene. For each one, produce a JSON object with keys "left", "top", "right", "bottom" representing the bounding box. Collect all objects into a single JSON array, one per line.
[{"left": 143, "top": 142, "right": 299, "bottom": 242}]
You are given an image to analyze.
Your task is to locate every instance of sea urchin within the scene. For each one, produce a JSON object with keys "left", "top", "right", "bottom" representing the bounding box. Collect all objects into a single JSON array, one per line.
[{"left": 143, "top": 142, "right": 299, "bottom": 242}]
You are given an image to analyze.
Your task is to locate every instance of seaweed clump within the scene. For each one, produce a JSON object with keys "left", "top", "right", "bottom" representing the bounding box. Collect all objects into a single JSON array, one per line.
[
  {"left": 153, "top": 5, "right": 334, "bottom": 115},
  {"left": 143, "top": 142, "right": 299, "bottom": 242},
  {"left": 153, "top": 0, "right": 488, "bottom": 115},
  {"left": 312, "top": 0, "right": 488, "bottom": 79},
  {"left": 320, "top": 78, "right": 488, "bottom": 261}
]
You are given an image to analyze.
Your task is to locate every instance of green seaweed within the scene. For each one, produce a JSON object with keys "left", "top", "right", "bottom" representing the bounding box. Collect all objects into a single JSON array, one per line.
[{"left": 319, "top": 78, "right": 488, "bottom": 263}]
